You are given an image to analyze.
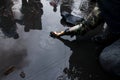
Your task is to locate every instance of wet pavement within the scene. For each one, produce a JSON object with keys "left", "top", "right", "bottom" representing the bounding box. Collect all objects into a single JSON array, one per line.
[{"left": 0, "top": 0, "right": 120, "bottom": 80}]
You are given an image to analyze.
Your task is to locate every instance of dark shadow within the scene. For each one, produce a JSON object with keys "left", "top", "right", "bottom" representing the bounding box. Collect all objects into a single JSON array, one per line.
[
  {"left": 19, "top": 0, "right": 43, "bottom": 32},
  {"left": 56, "top": 37, "right": 120, "bottom": 80},
  {"left": 0, "top": 1, "right": 19, "bottom": 39}
]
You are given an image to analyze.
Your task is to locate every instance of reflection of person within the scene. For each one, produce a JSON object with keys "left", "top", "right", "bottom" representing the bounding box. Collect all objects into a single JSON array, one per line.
[
  {"left": 51, "top": 0, "right": 120, "bottom": 76},
  {"left": 49, "top": 0, "right": 60, "bottom": 12},
  {"left": 0, "top": 0, "right": 13, "bottom": 15},
  {"left": 60, "top": 0, "right": 73, "bottom": 14},
  {"left": 0, "top": 0, "right": 19, "bottom": 39},
  {"left": 22, "top": 0, "right": 28, "bottom": 6},
  {"left": 59, "top": 0, "right": 74, "bottom": 26},
  {"left": 22, "top": 0, "right": 43, "bottom": 11},
  {"left": 50, "top": 0, "right": 120, "bottom": 44},
  {"left": 21, "top": 0, "right": 43, "bottom": 32},
  {"left": 60, "top": 0, "right": 95, "bottom": 26},
  {"left": 56, "top": 37, "right": 119, "bottom": 80},
  {"left": 51, "top": 6, "right": 103, "bottom": 38}
]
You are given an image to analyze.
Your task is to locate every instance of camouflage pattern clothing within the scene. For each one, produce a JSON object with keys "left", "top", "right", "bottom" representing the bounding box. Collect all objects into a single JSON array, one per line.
[
  {"left": 64, "top": 5, "right": 104, "bottom": 36},
  {"left": 63, "top": 0, "right": 120, "bottom": 36}
]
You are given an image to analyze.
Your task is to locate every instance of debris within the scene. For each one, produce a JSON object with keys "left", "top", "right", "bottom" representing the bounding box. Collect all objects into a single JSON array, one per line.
[
  {"left": 4, "top": 65, "right": 16, "bottom": 75},
  {"left": 89, "top": 74, "right": 92, "bottom": 78},
  {"left": 20, "top": 71, "right": 26, "bottom": 78},
  {"left": 63, "top": 67, "right": 69, "bottom": 74}
]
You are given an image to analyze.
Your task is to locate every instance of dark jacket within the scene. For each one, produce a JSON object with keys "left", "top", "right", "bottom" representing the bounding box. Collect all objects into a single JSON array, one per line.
[{"left": 98, "top": 0, "right": 120, "bottom": 34}]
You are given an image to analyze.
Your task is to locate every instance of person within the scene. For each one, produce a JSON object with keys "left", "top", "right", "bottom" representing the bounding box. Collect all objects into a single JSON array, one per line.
[
  {"left": 50, "top": 1, "right": 102, "bottom": 37},
  {"left": 50, "top": 0, "right": 120, "bottom": 45}
]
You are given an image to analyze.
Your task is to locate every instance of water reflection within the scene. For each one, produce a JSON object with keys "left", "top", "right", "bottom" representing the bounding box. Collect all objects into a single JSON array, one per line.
[
  {"left": 0, "top": 44, "right": 28, "bottom": 78},
  {"left": 20, "top": 0, "right": 43, "bottom": 32},
  {"left": 60, "top": 0, "right": 74, "bottom": 26},
  {"left": 0, "top": 0, "right": 19, "bottom": 39},
  {"left": 60, "top": 0, "right": 96, "bottom": 26},
  {"left": 49, "top": 0, "right": 60, "bottom": 12},
  {"left": 56, "top": 37, "right": 117, "bottom": 80}
]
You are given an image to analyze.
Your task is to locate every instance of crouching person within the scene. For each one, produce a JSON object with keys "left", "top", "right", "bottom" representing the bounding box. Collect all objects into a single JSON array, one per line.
[{"left": 50, "top": 6, "right": 103, "bottom": 38}]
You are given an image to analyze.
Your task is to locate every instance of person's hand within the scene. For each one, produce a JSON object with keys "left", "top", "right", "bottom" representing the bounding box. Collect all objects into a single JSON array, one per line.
[{"left": 50, "top": 31, "right": 64, "bottom": 38}]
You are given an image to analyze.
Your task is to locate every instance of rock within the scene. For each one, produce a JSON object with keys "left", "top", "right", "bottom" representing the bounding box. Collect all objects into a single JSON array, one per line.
[{"left": 99, "top": 39, "right": 120, "bottom": 76}]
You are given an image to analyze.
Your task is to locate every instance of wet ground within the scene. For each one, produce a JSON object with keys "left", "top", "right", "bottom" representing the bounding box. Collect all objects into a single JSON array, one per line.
[{"left": 0, "top": 0, "right": 120, "bottom": 80}]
